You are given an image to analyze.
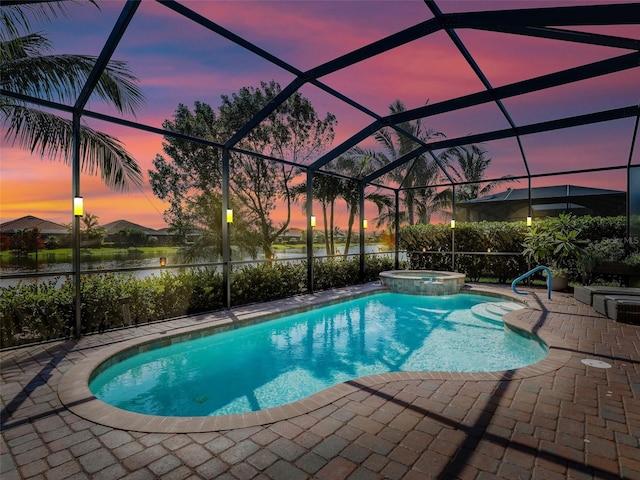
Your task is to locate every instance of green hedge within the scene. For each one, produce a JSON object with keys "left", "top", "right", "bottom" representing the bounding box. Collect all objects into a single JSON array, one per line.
[
  {"left": 400, "top": 221, "right": 529, "bottom": 282},
  {"left": 400, "top": 216, "right": 627, "bottom": 282},
  {"left": 0, "top": 256, "right": 395, "bottom": 348}
]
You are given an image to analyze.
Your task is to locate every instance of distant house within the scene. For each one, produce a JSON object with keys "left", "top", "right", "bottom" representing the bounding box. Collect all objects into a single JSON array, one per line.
[
  {"left": 0, "top": 215, "right": 69, "bottom": 248},
  {"left": 277, "top": 227, "right": 303, "bottom": 243},
  {"left": 0, "top": 216, "right": 173, "bottom": 250},
  {"left": 102, "top": 219, "right": 171, "bottom": 246},
  {"left": 457, "top": 185, "right": 626, "bottom": 222}
]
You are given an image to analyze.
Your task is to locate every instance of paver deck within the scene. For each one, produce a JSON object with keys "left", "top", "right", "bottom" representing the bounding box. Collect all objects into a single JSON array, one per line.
[{"left": 1, "top": 283, "right": 639, "bottom": 479}]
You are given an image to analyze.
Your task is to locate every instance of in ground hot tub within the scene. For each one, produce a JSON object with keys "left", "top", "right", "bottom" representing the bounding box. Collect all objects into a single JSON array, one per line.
[{"left": 380, "top": 270, "right": 466, "bottom": 295}]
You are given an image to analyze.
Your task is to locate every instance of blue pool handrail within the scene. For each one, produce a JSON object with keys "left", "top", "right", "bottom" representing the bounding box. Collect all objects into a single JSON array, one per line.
[{"left": 511, "top": 265, "right": 552, "bottom": 300}]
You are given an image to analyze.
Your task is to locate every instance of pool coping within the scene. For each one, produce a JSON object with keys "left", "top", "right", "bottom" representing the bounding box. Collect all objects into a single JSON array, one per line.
[{"left": 57, "top": 283, "right": 572, "bottom": 433}]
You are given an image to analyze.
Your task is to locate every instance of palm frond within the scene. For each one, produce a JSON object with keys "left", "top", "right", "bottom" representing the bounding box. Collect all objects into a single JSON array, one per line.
[
  {"left": 3, "top": 105, "right": 143, "bottom": 191},
  {"left": 0, "top": 31, "right": 51, "bottom": 64},
  {"left": 3, "top": 51, "right": 145, "bottom": 114},
  {"left": 0, "top": 1, "right": 98, "bottom": 40}
]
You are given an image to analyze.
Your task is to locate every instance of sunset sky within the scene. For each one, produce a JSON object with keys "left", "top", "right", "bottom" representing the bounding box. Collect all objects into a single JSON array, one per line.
[{"left": 1, "top": 0, "right": 638, "bottom": 230}]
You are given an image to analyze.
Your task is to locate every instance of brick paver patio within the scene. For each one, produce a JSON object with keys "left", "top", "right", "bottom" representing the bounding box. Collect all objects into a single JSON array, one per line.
[{"left": 1, "top": 283, "right": 639, "bottom": 479}]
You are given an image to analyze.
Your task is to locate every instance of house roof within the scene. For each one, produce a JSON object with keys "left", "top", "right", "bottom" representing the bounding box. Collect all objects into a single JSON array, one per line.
[
  {"left": 456, "top": 184, "right": 626, "bottom": 221},
  {"left": 458, "top": 185, "right": 624, "bottom": 205},
  {"left": 102, "top": 219, "right": 161, "bottom": 235},
  {"left": 0, "top": 215, "right": 68, "bottom": 235}
]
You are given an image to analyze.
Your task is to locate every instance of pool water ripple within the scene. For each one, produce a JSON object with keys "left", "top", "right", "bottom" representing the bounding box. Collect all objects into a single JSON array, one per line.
[{"left": 89, "top": 292, "right": 547, "bottom": 417}]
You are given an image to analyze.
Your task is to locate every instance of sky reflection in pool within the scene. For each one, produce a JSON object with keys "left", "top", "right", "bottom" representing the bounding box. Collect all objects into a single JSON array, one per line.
[{"left": 90, "top": 293, "right": 546, "bottom": 417}]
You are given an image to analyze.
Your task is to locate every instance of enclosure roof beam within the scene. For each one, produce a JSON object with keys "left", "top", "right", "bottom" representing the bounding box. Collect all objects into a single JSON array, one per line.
[
  {"left": 158, "top": 0, "right": 305, "bottom": 77},
  {"left": 479, "top": 26, "right": 640, "bottom": 51},
  {"left": 420, "top": 164, "right": 631, "bottom": 192},
  {"left": 362, "top": 105, "right": 640, "bottom": 184},
  {"left": 311, "top": 51, "right": 638, "bottom": 173},
  {"left": 425, "top": 0, "right": 530, "bottom": 181},
  {"left": 382, "top": 52, "right": 639, "bottom": 125},
  {"left": 448, "top": 3, "right": 640, "bottom": 28},
  {"left": 73, "top": 0, "right": 140, "bottom": 113}
]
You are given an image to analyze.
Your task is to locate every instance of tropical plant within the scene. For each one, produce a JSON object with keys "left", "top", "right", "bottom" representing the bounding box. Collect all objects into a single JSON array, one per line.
[
  {"left": 333, "top": 149, "right": 393, "bottom": 257},
  {"left": 8, "top": 227, "right": 44, "bottom": 256},
  {"left": 65, "top": 211, "right": 106, "bottom": 246},
  {"left": 522, "top": 213, "right": 585, "bottom": 276},
  {"left": 441, "top": 144, "right": 516, "bottom": 202},
  {"left": 374, "top": 100, "right": 448, "bottom": 225},
  {"left": 1, "top": 1, "right": 145, "bottom": 191},
  {"left": 624, "top": 252, "right": 640, "bottom": 269},
  {"left": 291, "top": 172, "right": 345, "bottom": 256}
]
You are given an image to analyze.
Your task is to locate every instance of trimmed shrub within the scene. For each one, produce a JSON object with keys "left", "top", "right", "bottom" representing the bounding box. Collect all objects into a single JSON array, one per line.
[
  {"left": 400, "top": 221, "right": 528, "bottom": 282},
  {"left": 0, "top": 256, "right": 395, "bottom": 348},
  {"left": 400, "top": 216, "right": 627, "bottom": 284}
]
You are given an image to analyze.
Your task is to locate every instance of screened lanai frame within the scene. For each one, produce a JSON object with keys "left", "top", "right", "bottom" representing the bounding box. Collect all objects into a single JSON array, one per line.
[{"left": 2, "top": 0, "right": 639, "bottom": 338}]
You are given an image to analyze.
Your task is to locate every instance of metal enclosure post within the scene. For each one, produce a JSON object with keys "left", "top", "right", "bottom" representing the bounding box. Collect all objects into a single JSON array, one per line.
[
  {"left": 451, "top": 184, "right": 456, "bottom": 271},
  {"left": 394, "top": 189, "right": 400, "bottom": 269},
  {"left": 69, "top": 0, "right": 141, "bottom": 338},
  {"left": 72, "top": 115, "right": 82, "bottom": 338},
  {"left": 306, "top": 169, "right": 314, "bottom": 293},
  {"left": 627, "top": 114, "right": 639, "bottom": 242},
  {"left": 359, "top": 182, "right": 365, "bottom": 279},
  {"left": 222, "top": 148, "right": 231, "bottom": 308},
  {"left": 528, "top": 177, "right": 532, "bottom": 221}
]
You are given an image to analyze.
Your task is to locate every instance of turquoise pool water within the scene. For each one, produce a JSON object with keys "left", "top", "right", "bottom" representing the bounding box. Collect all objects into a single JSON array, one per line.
[{"left": 90, "top": 293, "right": 547, "bottom": 417}]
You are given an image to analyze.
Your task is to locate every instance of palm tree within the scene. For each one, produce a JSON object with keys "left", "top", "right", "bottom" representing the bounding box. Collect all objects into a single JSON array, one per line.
[
  {"left": 1, "top": 1, "right": 146, "bottom": 191},
  {"left": 374, "top": 100, "right": 448, "bottom": 225},
  {"left": 332, "top": 148, "right": 393, "bottom": 257},
  {"left": 292, "top": 172, "right": 344, "bottom": 256},
  {"left": 441, "top": 144, "right": 516, "bottom": 202}
]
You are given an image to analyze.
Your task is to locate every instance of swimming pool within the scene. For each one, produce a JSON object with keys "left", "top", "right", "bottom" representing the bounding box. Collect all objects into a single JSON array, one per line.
[{"left": 89, "top": 292, "right": 547, "bottom": 417}]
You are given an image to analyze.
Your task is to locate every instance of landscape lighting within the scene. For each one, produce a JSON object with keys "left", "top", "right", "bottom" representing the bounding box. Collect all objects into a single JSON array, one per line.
[{"left": 73, "top": 196, "right": 83, "bottom": 217}]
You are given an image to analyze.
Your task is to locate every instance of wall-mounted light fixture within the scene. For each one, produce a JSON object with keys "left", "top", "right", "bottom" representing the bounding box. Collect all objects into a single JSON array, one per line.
[
  {"left": 226, "top": 209, "right": 233, "bottom": 223},
  {"left": 362, "top": 219, "right": 368, "bottom": 229},
  {"left": 527, "top": 216, "right": 532, "bottom": 227},
  {"left": 159, "top": 257, "right": 167, "bottom": 267},
  {"left": 73, "top": 196, "right": 84, "bottom": 217},
  {"left": 310, "top": 215, "right": 316, "bottom": 227},
  {"left": 450, "top": 219, "right": 456, "bottom": 229}
]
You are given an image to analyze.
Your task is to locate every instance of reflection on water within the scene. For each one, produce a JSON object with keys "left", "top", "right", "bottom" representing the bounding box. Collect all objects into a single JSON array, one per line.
[
  {"left": 1, "top": 245, "right": 392, "bottom": 287},
  {"left": 90, "top": 293, "right": 546, "bottom": 417}
]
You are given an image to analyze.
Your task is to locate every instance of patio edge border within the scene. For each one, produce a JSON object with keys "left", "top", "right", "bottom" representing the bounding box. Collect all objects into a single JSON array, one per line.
[{"left": 57, "top": 283, "right": 572, "bottom": 433}]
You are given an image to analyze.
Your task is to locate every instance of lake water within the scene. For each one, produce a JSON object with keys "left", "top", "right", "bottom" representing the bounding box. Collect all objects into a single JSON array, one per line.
[{"left": 1, "top": 244, "right": 394, "bottom": 287}]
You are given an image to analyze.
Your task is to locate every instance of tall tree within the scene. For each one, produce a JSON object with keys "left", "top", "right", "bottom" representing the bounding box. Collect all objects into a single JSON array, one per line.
[
  {"left": 374, "top": 100, "right": 448, "bottom": 225},
  {"left": 292, "top": 172, "right": 345, "bottom": 256},
  {"left": 1, "top": 1, "right": 145, "bottom": 191},
  {"left": 332, "top": 149, "right": 392, "bottom": 257},
  {"left": 218, "top": 81, "right": 336, "bottom": 258},
  {"left": 150, "top": 82, "right": 336, "bottom": 259},
  {"left": 441, "top": 144, "right": 516, "bottom": 202},
  {"left": 149, "top": 102, "right": 257, "bottom": 260}
]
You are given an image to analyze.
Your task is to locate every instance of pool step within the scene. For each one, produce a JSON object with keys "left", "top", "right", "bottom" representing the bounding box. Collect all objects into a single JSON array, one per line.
[{"left": 471, "top": 302, "right": 525, "bottom": 323}]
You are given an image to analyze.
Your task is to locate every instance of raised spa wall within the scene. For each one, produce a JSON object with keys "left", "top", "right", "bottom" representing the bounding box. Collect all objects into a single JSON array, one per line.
[{"left": 379, "top": 270, "right": 466, "bottom": 296}]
